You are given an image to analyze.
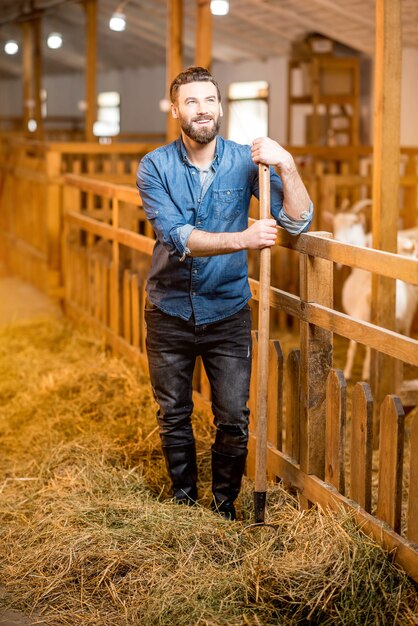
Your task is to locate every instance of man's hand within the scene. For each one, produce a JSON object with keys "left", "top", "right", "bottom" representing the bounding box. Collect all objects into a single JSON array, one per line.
[
  {"left": 240, "top": 218, "right": 278, "bottom": 249},
  {"left": 251, "top": 137, "right": 296, "bottom": 174}
]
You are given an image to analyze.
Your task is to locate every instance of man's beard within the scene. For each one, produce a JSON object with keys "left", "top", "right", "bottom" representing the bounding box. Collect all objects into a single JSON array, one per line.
[{"left": 180, "top": 114, "right": 221, "bottom": 144}]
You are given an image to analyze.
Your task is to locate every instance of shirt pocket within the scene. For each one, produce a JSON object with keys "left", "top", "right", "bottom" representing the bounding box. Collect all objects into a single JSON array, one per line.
[{"left": 213, "top": 188, "right": 244, "bottom": 221}]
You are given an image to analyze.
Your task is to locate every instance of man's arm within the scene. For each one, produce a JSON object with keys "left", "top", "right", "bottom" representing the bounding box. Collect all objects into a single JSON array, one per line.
[
  {"left": 251, "top": 137, "right": 311, "bottom": 221},
  {"left": 186, "top": 218, "right": 278, "bottom": 257}
]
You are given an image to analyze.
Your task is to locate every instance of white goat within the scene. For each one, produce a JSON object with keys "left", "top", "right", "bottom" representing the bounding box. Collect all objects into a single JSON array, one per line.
[{"left": 328, "top": 202, "right": 418, "bottom": 380}]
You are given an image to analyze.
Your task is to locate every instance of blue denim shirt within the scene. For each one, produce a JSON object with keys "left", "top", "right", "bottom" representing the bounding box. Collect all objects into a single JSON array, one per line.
[{"left": 136, "top": 136, "right": 313, "bottom": 325}]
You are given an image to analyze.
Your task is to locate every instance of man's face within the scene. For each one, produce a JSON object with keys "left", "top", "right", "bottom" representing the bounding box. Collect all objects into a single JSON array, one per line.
[{"left": 172, "top": 81, "right": 223, "bottom": 144}]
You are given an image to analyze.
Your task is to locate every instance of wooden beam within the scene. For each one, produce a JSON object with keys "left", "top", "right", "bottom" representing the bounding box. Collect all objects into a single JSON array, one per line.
[
  {"left": 21, "top": 20, "right": 33, "bottom": 135},
  {"left": 370, "top": 0, "right": 402, "bottom": 439},
  {"left": 166, "top": 0, "right": 183, "bottom": 143},
  {"left": 33, "top": 16, "right": 43, "bottom": 140},
  {"left": 248, "top": 0, "right": 373, "bottom": 55},
  {"left": 195, "top": 0, "right": 212, "bottom": 69},
  {"left": 83, "top": 0, "right": 97, "bottom": 141}
]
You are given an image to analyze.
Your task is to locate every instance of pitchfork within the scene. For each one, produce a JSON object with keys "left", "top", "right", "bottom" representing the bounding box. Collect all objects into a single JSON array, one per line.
[{"left": 252, "top": 162, "right": 273, "bottom": 526}]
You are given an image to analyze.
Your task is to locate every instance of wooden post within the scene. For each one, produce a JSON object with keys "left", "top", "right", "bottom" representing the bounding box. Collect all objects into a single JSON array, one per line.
[
  {"left": 21, "top": 21, "right": 33, "bottom": 135},
  {"left": 166, "top": 0, "right": 183, "bottom": 143},
  {"left": 370, "top": 0, "right": 402, "bottom": 439},
  {"left": 195, "top": 0, "right": 212, "bottom": 70},
  {"left": 84, "top": 0, "right": 97, "bottom": 141},
  {"left": 33, "top": 16, "right": 44, "bottom": 140},
  {"left": 299, "top": 233, "right": 333, "bottom": 483},
  {"left": 110, "top": 197, "right": 120, "bottom": 336},
  {"left": 45, "top": 150, "right": 62, "bottom": 295}
]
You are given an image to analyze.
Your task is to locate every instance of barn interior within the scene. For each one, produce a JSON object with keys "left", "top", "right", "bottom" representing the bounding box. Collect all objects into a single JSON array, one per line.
[{"left": 1, "top": 1, "right": 418, "bottom": 622}]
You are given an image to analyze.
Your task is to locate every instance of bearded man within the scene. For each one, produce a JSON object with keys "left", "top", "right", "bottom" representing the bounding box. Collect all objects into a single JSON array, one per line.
[{"left": 136, "top": 66, "right": 313, "bottom": 520}]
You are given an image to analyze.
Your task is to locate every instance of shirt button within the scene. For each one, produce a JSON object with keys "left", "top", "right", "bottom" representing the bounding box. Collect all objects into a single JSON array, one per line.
[
  {"left": 192, "top": 292, "right": 196, "bottom": 296},
  {"left": 194, "top": 269, "right": 197, "bottom": 274},
  {"left": 226, "top": 190, "right": 231, "bottom": 195}
]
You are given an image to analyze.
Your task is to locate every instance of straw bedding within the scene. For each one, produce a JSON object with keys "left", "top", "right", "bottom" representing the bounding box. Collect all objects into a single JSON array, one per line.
[{"left": 0, "top": 318, "right": 417, "bottom": 625}]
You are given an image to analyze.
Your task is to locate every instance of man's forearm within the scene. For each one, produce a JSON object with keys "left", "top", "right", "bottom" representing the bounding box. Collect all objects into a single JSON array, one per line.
[
  {"left": 187, "top": 228, "right": 243, "bottom": 257},
  {"left": 279, "top": 164, "right": 312, "bottom": 220},
  {"left": 186, "top": 218, "right": 278, "bottom": 257}
]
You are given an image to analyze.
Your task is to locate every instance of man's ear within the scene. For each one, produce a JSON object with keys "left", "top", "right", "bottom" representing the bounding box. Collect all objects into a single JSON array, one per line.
[
  {"left": 171, "top": 103, "right": 178, "bottom": 119},
  {"left": 219, "top": 103, "right": 224, "bottom": 118}
]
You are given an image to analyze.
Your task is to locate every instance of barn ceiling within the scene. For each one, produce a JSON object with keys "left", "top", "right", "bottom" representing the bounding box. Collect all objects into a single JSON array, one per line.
[{"left": 0, "top": 0, "right": 417, "bottom": 79}]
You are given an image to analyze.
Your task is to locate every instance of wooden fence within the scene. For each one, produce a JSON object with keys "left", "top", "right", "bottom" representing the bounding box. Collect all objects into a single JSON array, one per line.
[
  {"left": 61, "top": 173, "right": 418, "bottom": 584},
  {"left": 0, "top": 138, "right": 161, "bottom": 294},
  {"left": 288, "top": 145, "right": 418, "bottom": 231}
]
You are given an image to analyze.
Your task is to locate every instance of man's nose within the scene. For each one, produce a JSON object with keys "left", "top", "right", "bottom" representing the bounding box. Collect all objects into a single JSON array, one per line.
[{"left": 196, "top": 102, "right": 208, "bottom": 114}]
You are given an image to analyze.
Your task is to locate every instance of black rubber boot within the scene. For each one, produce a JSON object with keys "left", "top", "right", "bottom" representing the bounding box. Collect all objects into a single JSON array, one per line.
[
  {"left": 211, "top": 448, "right": 247, "bottom": 521},
  {"left": 162, "top": 443, "right": 198, "bottom": 505}
]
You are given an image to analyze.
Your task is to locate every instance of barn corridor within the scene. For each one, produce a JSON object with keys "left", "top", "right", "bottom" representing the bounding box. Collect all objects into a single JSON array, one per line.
[{"left": 0, "top": 274, "right": 62, "bottom": 330}]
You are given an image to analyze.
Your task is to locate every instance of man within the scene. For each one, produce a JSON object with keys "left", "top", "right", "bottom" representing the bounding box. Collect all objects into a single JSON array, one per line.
[{"left": 136, "top": 66, "right": 312, "bottom": 520}]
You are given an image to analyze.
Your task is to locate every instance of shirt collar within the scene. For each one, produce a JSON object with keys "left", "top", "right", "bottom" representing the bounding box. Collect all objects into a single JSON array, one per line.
[{"left": 176, "top": 135, "right": 223, "bottom": 171}]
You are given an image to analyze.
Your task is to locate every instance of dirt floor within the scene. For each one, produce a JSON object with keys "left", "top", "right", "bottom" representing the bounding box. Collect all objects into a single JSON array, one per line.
[{"left": 0, "top": 273, "right": 58, "bottom": 625}]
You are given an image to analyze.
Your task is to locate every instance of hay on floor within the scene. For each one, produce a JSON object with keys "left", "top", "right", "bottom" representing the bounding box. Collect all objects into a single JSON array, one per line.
[{"left": 0, "top": 318, "right": 417, "bottom": 626}]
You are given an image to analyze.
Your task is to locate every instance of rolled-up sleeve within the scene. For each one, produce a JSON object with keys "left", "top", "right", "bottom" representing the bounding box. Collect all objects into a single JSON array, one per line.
[
  {"left": 277, "top": 201, "right": 314, "bottom": 235},
  {"left": 136, "top": 156, "right": 194, "bottom": 259}
]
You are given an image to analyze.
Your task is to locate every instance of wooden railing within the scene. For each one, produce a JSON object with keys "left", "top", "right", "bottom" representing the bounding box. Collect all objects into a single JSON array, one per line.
[
  {"left": 0, "top": 138, "right": 162, "bottom": 294},
  {"left": 286, "top": 145, "right": 418, "bottom": 231},
  {"left": 61, "top": 173, "right": 418, "bottom": 584}
]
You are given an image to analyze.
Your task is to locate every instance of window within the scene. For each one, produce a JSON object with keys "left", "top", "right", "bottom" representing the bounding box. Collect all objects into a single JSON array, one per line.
[
  {"left": 227, "top": 81, "right": 268, "bottom": 144},
  {"left": 93, "top": 91, "right": 120, "bottom": 137}
]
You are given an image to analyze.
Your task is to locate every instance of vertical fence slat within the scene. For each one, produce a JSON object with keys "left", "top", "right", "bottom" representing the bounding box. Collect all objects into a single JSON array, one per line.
[
  {"left": 110, "top": 198, "right": 119, "bottom": 336},
  {"left": 376, "top": 395, "right": 405, "bottom": 533},
  {"left": 350, "top": 382, "right": 373, "bottom": 513},
  {"left": 123, "top": 269, "right": 131, "bottom": 342},
  {"left": 286, "top": 348, "right": 300, "bottom": 464},
  {"left": 325, "top": 369, "right": 346, "bottom": 494},
  {"left": 407, "top": 412, "right": 418, "bottom": 543},
  {"left": 101, "top": 260, "right": 109, "bottom": 325},
  {"left": 93, "top": 255, "right": 101, "bottom": 320},
  {"left": 267, "top": 339, "right": 283, "bottom": 452},
  {"left": 131, "top": 273, "right": 140, "bottom": 349}
]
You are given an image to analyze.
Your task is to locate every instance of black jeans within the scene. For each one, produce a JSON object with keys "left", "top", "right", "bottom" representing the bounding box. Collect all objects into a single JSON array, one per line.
[{"left": 145, "top": 302, "right": 252, "bottom": 454}]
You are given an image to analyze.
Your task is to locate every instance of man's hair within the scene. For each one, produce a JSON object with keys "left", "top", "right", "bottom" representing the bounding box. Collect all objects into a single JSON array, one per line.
[{"left": 169, "top": 66, "right": 221, "bottom": 104}]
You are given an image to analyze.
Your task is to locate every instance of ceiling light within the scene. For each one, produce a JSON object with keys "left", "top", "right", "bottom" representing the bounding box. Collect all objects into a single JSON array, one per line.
[
  {"left": 210, "top": 0, "right": 229, "bottom": 16},
  {"left": 109, "top": 12, "right": 126, "bottom": 31},
  {"left": 47, "top": 32, "right": 63, "bottom": 49},
  {"left": 4, "top": 40, "right": 19, "bottom": 55},
  {"left": 28, "top": 119, "right": 37, "bottom": 133}
]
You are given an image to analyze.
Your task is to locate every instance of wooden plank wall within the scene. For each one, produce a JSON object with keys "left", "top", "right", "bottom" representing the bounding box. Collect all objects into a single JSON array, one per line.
[{"left": 59, "top": 173, "right": 418, "bottom": 584}]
